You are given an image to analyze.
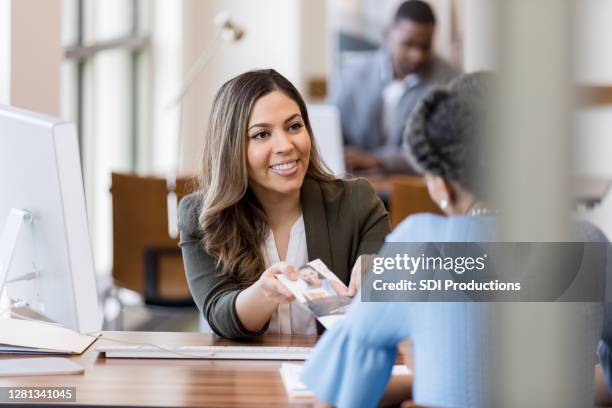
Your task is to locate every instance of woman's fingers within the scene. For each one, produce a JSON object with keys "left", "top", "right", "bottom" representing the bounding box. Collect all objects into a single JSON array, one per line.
[
  {"left": 274, "top": 280, "right": 295, "bottom": 299},
  {"left": 273, "top": 263, "right": 297, "bottom": 300},
  {"left": 262, "top": 262, "right": 297, "bottom": 280},
  {"left": 349, "top": 254, "right": 375, "bottom": 296},
  {"left": 348, "top": 257, "right": 362, "bottom": 296},
  {"left": 277, "top": 262, "right": 298, "bottom": 280},
  {"left": 348, "top": 279, "right": 359, "bottom": 296},
  {"left": 264, "top": 278, "right": 294, "bottom": 302},
  {"left": 258, "top": 262, "right": 297, "bottom": 303}
]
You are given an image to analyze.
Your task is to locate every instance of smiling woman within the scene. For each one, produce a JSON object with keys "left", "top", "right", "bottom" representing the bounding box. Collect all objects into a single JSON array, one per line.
[
  {"left": 177, "top": 69, "right": 390, "bottom": 339},
  {"left": 246, "top": 91, "right": 312, "bottom": 200}
]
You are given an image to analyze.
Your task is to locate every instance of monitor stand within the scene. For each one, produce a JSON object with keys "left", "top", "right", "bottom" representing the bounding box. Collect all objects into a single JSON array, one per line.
[
  {"left": 0, "top": 209, "right": 35, "bottom": 307},
  {"left": 0, "top": 212, "right": 96, "bottom": 356}
]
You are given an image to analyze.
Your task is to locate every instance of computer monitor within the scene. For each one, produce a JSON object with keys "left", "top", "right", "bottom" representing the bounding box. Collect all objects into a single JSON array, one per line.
[
  {"left": 0, "top": 105, "right": 102, "bottom": 333},
  {"left": 307, "top": 104, "right": 346, "bottom": 177}
]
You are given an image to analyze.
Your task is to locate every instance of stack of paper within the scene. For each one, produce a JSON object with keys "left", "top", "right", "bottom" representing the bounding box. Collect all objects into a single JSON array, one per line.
[
  {"left": 279, "top": 363, "right": 313, "bottom": 398},
  {"left": 279, "top": 363, "right": 413, "bottom": 399},
  {"left": 0, "top": 317, "right": 97, "bottom": 354}
]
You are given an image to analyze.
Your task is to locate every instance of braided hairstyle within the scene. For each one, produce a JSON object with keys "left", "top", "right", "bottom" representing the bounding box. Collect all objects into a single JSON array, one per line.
[{"left": 404, "top": 72, "right": 492, "bottom": 197}]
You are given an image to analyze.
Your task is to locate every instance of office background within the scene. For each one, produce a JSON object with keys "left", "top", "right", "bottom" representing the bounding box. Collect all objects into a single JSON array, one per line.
[
  {"left": 0, "top": 0, "right": 486, "bottom": 277},
  {"left": 2, "top": 0, "right": 612, "bottom": 325}
]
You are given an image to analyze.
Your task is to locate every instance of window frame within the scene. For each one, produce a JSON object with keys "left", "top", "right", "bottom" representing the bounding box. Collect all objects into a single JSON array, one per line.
[{"left": 63, "top": 0, "right": 150, "bottom": 169}]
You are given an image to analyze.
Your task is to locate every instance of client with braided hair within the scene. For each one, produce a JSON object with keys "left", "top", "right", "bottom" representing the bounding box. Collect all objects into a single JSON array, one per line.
[{"left": 301, "top": 72, "right": 605, "bottom": 408}]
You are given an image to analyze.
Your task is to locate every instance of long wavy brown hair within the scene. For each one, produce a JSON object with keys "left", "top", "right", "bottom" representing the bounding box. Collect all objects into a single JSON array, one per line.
[{"left": 198, "top": 69, "right": 335, "bottom": 286}]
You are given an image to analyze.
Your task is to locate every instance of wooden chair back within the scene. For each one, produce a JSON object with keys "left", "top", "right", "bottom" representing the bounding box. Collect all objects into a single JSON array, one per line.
[
  {"left": 110, "top": 173, "right": 197, "bottom": 304},
  {"left": 390, "top": 176, "right": 443, "bottom": 228}
]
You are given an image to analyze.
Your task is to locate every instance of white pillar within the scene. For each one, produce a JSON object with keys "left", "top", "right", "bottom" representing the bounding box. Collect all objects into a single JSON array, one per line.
[
  {"left": 461, "top": 0, "right": 496, "bottom": 72},
  {"left": 491, "top": 1, "right": 586, "bottom": 407},
  {"left": 494, "top": 0, "right": 572, "bottom": 242},
  {"left": 575, "top": 0, "right": 612, "bottom": 85},
  {"left": 151, "top": 0, "right": 184, "bottom": 174}
]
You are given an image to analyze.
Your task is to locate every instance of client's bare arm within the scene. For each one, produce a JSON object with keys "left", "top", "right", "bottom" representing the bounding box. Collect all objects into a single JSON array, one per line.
[
  {"left": 594, "top": 364, "right": 612, "bottom": 407},
  {"left": 379, "top": 339, "right": 413, "bottom": 407},
  {"left": 312, "top": 340, "right": 413, "bottom": 408}
]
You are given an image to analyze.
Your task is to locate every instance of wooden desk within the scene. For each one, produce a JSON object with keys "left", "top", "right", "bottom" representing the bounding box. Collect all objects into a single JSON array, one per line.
[
  {"left": 365, "top": 174, "right": 442, "bottom": 227},
  {"left": 0, "top": 331, "right": 320, "bottom": 407},
  {"left": 365, "top": 173, "right": 425, "bottom": 197}
]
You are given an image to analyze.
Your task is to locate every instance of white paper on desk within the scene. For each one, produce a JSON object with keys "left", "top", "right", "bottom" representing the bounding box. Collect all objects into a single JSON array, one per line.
[
  {"left": 317, "top": 314, "right": 345, "bottom": 329},
  {"left": 0, "top": 345, "right": 67, "bottom": 354},
  {"left": 280, "top": 363, "right": 313, "bottom": 398},
  {"left": 0, "top": 317, "right": 97, "bottom": 354},
  {"left": 279, "top": 363, "right": 413, "bottom": 399}
]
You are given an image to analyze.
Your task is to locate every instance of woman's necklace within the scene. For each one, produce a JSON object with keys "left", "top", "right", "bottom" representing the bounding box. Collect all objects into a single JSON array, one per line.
[{"left": 467, "top": 202, "right": 499, "bottom": 216}]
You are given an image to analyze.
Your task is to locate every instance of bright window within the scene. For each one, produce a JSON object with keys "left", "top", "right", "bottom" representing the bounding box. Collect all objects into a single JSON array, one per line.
[{"left": 61, "top": 0, "right": 151, "bottom": 275}]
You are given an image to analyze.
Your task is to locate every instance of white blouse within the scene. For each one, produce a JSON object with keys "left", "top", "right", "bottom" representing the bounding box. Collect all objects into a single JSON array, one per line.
[{"left": 262, "top": 215, "right": 317, "bottom": 335}]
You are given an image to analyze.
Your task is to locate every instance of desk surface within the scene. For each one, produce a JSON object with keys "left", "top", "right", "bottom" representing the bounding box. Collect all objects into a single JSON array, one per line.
[{"left": 0, "top": 331, "right": 323, "bottom": 407}]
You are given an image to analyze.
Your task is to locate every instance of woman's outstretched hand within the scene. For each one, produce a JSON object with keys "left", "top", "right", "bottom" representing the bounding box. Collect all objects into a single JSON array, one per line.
[
  {"left": 236, "top": 261, "right": 299, "bottom": 333},
  {"left": 348, "top": 254, "right": 376, "bottom": 296},
  {"left": 256, "top": 261, "right": 298, "bottom": 304}
]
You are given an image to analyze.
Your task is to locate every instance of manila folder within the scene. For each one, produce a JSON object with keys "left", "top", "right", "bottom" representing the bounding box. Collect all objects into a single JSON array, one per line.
[{"left": 0, "top": 318, "right": 97, "bottom": 354}]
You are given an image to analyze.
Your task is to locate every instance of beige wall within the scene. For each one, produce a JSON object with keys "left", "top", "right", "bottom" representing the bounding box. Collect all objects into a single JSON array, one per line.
[
  {"left": 0, "top": 0, "right": 10, "bottom": 104},
  {"left": 299, "top": 0, "right": 328, "bottom": 91},
  {"left": 461, "top": 0, "right": 496, "bottom": 72},
  {"left": 178, "top": 0, "right": 326, "bottom": 173},
  {"left": 4, "top": 0, "right": 62, "bottom": 115},
  {"left": 425, "top": 0, "right": 462, "bottom": 66}
]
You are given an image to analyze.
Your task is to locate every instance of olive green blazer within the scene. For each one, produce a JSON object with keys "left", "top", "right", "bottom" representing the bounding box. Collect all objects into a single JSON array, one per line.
[{"left": 178, "top": 176, "right": 390, "bottom": 339}]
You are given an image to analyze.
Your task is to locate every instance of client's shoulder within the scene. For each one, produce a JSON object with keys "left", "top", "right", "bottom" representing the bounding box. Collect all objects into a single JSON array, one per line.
[
  {"left": 390, "top": 214, "right": 498, "bottom": 243},
  {"left": 389, "top": 213, "right": 448, "bottom": 242},
  {"left": 573, "top": 220, "right": 609, "bottom": 243},
  {"left": 178, "top": 192, "right": 204, "bottom": 238}
]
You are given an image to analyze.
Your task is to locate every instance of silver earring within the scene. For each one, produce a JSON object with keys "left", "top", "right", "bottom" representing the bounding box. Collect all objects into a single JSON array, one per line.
[{"left": 439, "top": 199, "right": 448, "bottom": 210}]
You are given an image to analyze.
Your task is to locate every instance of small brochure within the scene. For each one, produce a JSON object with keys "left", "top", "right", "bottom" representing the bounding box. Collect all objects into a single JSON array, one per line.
[{"left": 276, "top": 259, "right": 351, "bottom": 329}]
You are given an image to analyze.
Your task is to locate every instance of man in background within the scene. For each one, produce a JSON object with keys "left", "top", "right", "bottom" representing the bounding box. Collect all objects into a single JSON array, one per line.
[{"left": 328, "top": 0, "right": 460, "bottom": 173}]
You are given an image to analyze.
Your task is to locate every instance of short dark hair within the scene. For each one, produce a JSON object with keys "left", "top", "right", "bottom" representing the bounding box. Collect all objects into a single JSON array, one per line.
[
  {"left": 394, "top": 0, "right": 436, "bottom": 25},
  {"left": 404, "top": 72, "right": 493, "bottom": 197}
]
